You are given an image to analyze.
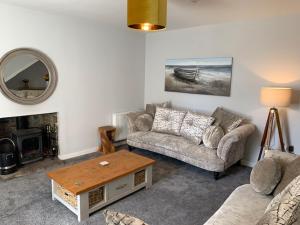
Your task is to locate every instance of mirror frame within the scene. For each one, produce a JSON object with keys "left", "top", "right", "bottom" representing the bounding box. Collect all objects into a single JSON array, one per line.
[{"left": 0, "top": 48, "right": 58, "bottom": 105}]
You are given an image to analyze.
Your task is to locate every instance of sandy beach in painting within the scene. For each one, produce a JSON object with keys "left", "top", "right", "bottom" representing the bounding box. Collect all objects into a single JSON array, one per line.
[{"left": 165, "top": 58, "right": 232, "bottom": 96}]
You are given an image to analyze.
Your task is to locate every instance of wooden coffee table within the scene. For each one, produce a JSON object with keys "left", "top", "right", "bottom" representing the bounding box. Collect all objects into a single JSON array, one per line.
[{"left": 48, "top": 150, "right": 155, "bottom": 221}]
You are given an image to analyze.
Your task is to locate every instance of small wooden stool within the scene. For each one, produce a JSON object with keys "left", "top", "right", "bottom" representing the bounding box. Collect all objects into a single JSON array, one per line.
[{"left": 98, "top": 126, "right": 116, "bottom": 155}]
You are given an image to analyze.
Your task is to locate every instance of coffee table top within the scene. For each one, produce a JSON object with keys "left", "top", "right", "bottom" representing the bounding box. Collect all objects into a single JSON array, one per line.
[{"left": 48, "top": 150, "right": 155, "bottom": 195}]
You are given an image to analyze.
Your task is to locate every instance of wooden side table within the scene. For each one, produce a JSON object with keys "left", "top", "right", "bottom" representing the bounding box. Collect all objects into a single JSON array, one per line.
[{"left": 98, "top": 126, "right": 116, "bottom": 155}]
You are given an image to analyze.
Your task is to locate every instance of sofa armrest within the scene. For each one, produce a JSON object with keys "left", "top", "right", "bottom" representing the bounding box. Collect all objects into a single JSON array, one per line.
[
  {"left": 126, "top": 111, "right": 145, "bottom": 134},
  {"left": 217, "top": 124, "right": 256, "bottom": 162}
]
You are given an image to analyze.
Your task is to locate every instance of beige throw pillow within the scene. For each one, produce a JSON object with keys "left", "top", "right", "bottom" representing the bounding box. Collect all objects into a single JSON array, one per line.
[
  {"left": 134, "top": 113, "right": 154, "bottom": 132},
  {"left": 274, "top": 157, "right": 300, "bottom": 196},
  {"left": 257, "top": 175, "right": 300, "bottom": 225},
  {"left": 179, "top": 112, "right": 214, "bottom": 144},
  {"left": 152, "top": 107, "right": 186, "bottom": 136},
  {"left": 212, "top": 107, "right": 243, "bottom": 133},
  {"left": 203, "top": 125, "right": 224, "bottom": 149},
  {"left": 250, "top": 158, "right": 282, "bottom": 195},
  {"left": 104, "top": 210, "right": 148, "bottom": 225}
]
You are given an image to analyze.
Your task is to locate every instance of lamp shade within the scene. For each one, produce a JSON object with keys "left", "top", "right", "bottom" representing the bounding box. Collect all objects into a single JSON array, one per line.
[
  {"left": 260, "top": 87, "right": 292, "bottom": 107},
  {"left": 127, "top": 0, "right": 167, "bottom": 31}
]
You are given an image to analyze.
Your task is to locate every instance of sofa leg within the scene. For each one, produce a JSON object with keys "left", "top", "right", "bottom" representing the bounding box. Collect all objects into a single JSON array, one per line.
[{"left": 214, "top": 172, "right": 220, "bottom": 180}]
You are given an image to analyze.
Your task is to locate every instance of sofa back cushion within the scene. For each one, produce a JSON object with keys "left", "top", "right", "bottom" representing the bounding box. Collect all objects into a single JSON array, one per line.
[
  {"left": 264, "top": 150, "right": 298, "bottom": 169},
  {"left": 146, "top": 101, "right": 171, "bottom": 117},
  {"left": 212, "top": 107, "right": 243, "bottom": 133},
  {"left": 180, "top": 112, "right": 214, "bottom": 144},
  {"left": 152, "top": 107, "right": 186, "bottom": 136},
  {"left": 273, "top": 157, "right": 300, "bottom": 197}
]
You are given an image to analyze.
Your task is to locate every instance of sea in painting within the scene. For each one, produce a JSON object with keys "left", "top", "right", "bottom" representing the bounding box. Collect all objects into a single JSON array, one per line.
[{"left": 165, "top": 57, "right": 233, "bottom": 96}]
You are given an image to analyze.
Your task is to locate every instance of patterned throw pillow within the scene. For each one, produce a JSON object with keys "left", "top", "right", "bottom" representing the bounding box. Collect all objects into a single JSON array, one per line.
[
  {"left": 104, "top": 210, "right": 148, "bottom": 225},
  {"left": 180, "top": 112, "right": 214, "bottom": 144},
  {"left": 203, "top": 125, "right": 225, "bottom": 149},
  {"left": 152, "top": 107, "right": 186, "bottom": 136},
  {"left": 134, "top": 113, "right": 154, "bottom": 132},
  {"left": 256, "top": 175, "right": 300, "bottom": 225},
  {"left": 212, "top": 107, "right": 243, "bottom": 133},
  {"left": 145, "top": 101, "right": 171, "bottom": 117}
]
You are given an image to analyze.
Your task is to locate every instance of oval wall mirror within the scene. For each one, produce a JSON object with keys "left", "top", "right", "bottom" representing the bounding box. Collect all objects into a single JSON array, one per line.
[{"left": 0, "top": 48, "right": 57, "bottom": 105}]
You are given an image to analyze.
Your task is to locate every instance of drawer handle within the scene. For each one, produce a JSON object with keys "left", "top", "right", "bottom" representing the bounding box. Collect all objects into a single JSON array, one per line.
[{"left": 116, "top": 184, "right": 127, "bottom": 190}]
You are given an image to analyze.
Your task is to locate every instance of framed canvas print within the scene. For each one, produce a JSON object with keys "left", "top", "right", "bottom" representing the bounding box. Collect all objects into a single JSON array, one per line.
[{"left": 165, "top": 57, "right": 233, "bottom": 96}]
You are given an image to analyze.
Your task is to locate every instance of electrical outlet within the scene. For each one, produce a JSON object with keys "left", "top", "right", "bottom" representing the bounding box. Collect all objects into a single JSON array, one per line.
[{"left": 288, "top": 145, "right": 294, "bottom": 153}]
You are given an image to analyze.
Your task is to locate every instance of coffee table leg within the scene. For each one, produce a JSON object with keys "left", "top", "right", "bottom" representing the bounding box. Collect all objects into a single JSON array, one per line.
[
  {"left": 77, "top": 192, "right": 89, "bottom": 222},
  {"left": 51, "top": 180, "right": 55, "bottom": 201},
  {"left": 146, "top": 166, "right": 153, "bottom": 189}
]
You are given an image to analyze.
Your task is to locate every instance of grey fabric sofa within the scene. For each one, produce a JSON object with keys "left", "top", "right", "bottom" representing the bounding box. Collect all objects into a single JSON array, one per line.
[
  {"left": 204, "top": 150, "right": 297, "bottom": 225},
  {"left": 126, "top": 111, "right": 255, "bottom": 178}
]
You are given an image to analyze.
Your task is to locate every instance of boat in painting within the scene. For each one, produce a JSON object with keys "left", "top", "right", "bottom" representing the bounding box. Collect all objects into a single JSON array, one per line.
[{"left": 173, "top": 68, "right": 198, "bottom": 82}]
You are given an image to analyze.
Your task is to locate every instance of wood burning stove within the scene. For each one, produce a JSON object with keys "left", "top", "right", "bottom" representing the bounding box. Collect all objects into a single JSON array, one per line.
[
  {"left": 0, "top": 138, "right": 17, "bottom": 174},
  {"left": 12, "top": 128, "right": 43, "bottom": 165}
]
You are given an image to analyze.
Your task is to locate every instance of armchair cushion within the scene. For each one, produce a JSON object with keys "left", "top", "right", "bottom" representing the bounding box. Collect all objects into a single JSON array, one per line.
[{"left": 250, "top": 158, "right": 282, "bottom": 195}]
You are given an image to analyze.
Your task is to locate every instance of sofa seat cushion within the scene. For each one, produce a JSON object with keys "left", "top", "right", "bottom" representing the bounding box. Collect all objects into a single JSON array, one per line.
[
  {"left": 204, "top": 184, "right": 272, "bottom": 225},
  {"left": 127, "top": 131, "right": 225, "bottom": 171}
]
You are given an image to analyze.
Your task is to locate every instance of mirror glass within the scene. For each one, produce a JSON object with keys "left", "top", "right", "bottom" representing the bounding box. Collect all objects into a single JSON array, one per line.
[
  {"left": 3, "top": 54, "right": 49, "bottom": 99},
  {"left": 0, "top": 48, "right": 57, "bottom": 105}
]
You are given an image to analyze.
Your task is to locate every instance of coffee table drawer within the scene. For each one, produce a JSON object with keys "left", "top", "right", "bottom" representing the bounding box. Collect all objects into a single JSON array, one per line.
[{"left": 108, "top": 175, "right": 132, "bottom": 199}]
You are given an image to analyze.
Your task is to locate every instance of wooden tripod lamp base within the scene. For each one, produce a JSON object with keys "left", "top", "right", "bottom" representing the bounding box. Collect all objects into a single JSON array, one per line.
[
  {"left": 258, "top": 108, "right": 284, "bottom": 160},
  {"left": 258, "top": 87, "right": 292, "bottom": 161}
]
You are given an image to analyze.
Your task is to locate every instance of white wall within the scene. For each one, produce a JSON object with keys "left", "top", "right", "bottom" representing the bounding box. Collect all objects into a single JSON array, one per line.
[
  {"left": 145, "top": 15, "right": 300, "bottom": 166},
  {"left": 0, "top": 3, "right": 145, "bottom": 159}
]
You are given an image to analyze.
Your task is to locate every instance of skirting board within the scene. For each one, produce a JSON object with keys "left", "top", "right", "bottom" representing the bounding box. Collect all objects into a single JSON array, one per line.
[{"left": 58, "top": 147, "right": 98, "bottom": 160}]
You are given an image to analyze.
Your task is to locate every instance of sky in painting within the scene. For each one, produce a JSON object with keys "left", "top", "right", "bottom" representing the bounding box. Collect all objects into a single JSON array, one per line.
[{"left": 166, "top": 57, "right": 233, "bottom": 66}]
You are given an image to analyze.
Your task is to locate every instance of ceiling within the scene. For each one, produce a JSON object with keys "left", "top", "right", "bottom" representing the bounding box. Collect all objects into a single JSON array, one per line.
[{"left": 1, "top": 0, "right": 300, "bottom": 30}]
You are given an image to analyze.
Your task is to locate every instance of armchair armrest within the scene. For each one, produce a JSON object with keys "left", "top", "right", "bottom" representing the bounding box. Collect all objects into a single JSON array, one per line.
[
  {"left": 126, "top": 111, "right": 145, "bottom": 134},
  {"left": 217, "top": 124, "right": 256, "bottom": 162}
]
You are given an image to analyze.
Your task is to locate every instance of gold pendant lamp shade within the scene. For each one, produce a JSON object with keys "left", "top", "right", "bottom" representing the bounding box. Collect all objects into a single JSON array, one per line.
[{"left": 127, "top": 0, "right": 167, "bottom": 31}]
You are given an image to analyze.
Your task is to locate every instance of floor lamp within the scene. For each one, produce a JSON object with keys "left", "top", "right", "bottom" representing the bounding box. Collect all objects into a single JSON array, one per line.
[{"left": 258, "top": 87, "right": 292, "bottom": 161}]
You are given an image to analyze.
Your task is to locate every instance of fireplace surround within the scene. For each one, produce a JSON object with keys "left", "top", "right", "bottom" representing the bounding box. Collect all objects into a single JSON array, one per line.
[{"left": 0, "top": 113, "right": 58, "bottom": 168}]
